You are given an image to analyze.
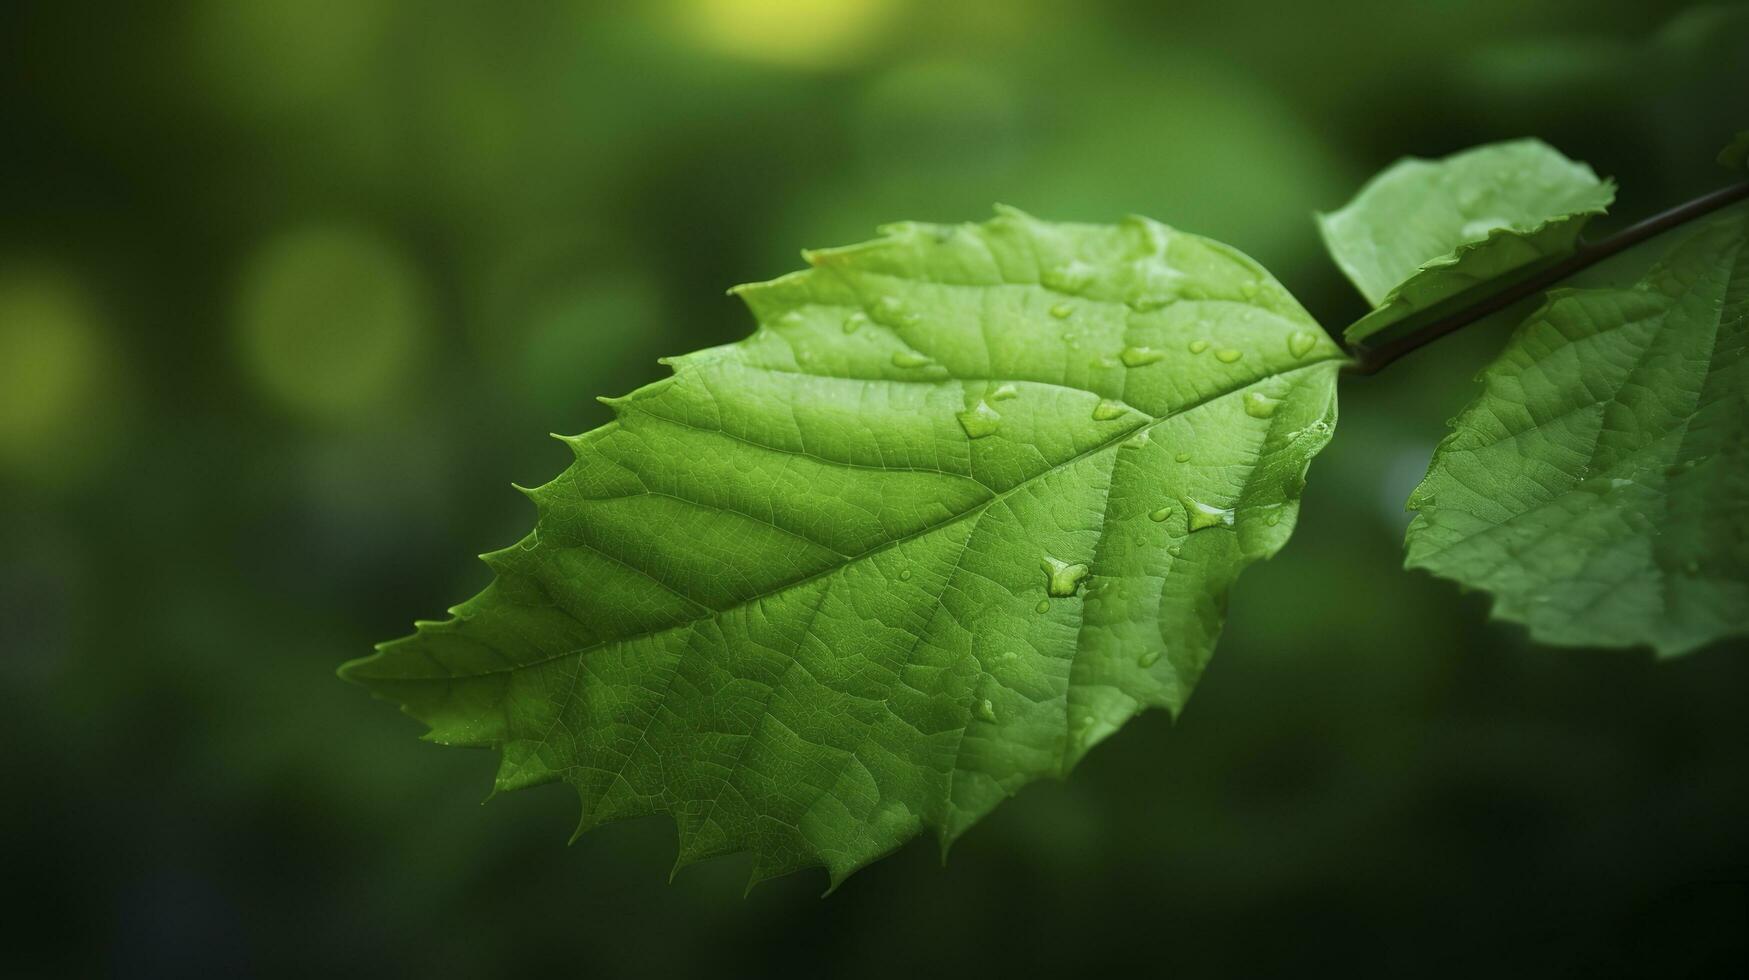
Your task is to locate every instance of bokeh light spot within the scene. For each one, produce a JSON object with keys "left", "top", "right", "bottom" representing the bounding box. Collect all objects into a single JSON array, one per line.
[
  {"left": 674, "top": 0, "right": 904, "bottom": 69},
  {"left": 0, "top": 267, "right": 113, "bottom": 480},
  {"left": 236, "top": 225, "right": 428, "bottom": 423},
  {"left": 193, "top": 0, "right": 396, "bottom": 113}
]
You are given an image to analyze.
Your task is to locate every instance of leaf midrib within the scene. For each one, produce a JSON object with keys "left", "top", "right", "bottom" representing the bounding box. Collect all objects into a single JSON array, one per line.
[{"left": 401, "top": 355, "right": 1340, "bottom": 683}]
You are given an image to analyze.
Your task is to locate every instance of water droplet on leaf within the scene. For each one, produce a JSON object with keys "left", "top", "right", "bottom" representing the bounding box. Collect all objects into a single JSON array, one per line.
[
  {"left": 1149, "top": 507, "right": 1173, "bottom": 522},
  {"left": 975, "top": 698, "right": 997, "bottom": 723},
  {"left": 1182, "top": 498, "right": 1235, "bottom": 532},
  {"left": 956, "top": 399, "right": 1001, "bottom": 438},
  {"left": 842, "top": 312, "right": 867, "bottom": 334},
  {"left": 1188, "top": 339, "right": 1209, "bottom": 354},
  {"left": 1120, "top": 346, "right": 1164, "bottom": 367},
  {"left": 1043, "top": 260, "right": 1094, "bottom": 293},
  {"left": 1092, "top": 399, "right": 1127, "bottom": 421},
  {"left": 1287, "top": 330, "right": 1317, "bottom": 358},
  {"left": 1243, "top": 392, "right": 1279, "bottom": 418},
  {"left": 1214, "top": 348, "right": 1243, "bottom": 363},
  {"left": 1050, "top": 303, "right": 1074, "bottom": 319},
  {"left": 892, "top": 350, "right": 933, "bottom": 368},
  {"left": 1040, "top": 556, "right": 1090, "bottom": 597},
  {"left": 1461, "top": 217, "right": 1509, "bottom": 240},
  {"left": 873, "top": 296, "right": 907, "bottom": 323},
  {"left": 990, "top": 382, "right": 1019, "bottom": 401},
  {"left": 1137, "top": 649, "right": 1161, "bottom": 668}
]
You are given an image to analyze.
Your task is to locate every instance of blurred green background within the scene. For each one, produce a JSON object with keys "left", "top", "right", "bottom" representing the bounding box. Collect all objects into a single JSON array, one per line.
[{"left": 4, "top": 0, "right": 1748, "bottom": 975}]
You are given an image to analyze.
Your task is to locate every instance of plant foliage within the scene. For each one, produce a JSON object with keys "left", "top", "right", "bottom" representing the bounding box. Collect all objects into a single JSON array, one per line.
[
  {"left": 342, "top": 209, "right": 1343, "bottom": 887},
  {"left": 1404, "top": 205, "right": 1749, "bottom": 656},
  {"left": 346, "top": 129, "right": 1749, "bottom": 888},
  {"left": 1319, "top": 139, "right": 1615, "bottom": 344}
]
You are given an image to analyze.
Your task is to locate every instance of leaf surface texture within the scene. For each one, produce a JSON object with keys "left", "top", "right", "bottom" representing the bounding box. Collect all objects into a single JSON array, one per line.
[
  {"left": 342, "top": 209, "right": 1343, "bottom": 886},
  {"left": 1406, "top": 206, "right": 1749, "bottom": 656},
  {"left": 1320, "top": 139, "right": 1614, "bottom": 344}
]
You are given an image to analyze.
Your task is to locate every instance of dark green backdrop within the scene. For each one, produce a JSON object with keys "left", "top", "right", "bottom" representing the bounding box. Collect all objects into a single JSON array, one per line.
[{"left": 4, "top": 1, "right": 1746, "bottom": 975}]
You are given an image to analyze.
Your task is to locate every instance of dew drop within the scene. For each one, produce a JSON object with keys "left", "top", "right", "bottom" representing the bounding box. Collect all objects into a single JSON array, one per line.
[
  {"left": 1092, "top": 399, "right": 1127, "bottom": 421},
  {"left": 1120, "top": 346, "right": 1165, "bottom": 367},
  {"left": 990, "top": 382, "right": 1020, "bottom": 401},
  {"left": 1035, "top": 599, "right": 1051, "bottom": 614},
  {"left": 1265, "top": 512, "right": 1280, "bottom": 527},
  {"left": 1050, "top": 302, "right": 1075, "bottom": 319},
  {"left": 892, "top": 350, "right": 933, "bottom": 369},
  {"left": 1174, "top": 451, "right": 1191, "bottom": 463},
  {"left": 1188, "top": 339, "right": 1210, "bottom": 354},
  {"left": 1137, "top": 648, "right": 1162, "bottom": 668},
  {"left": 778, "top": 311, "right": 805, "bottom": 327},
  {"left": 997, "top": 651, "right": 1019, "bottom": 663},
  {"left": 1461, "top": 217, "right": 1509, "bottom": 240},
  {"left": 873, "top": 295, "right": 908, "bottom": 323},
  {"left": 1214, "top": 348, "right": 1243, "bottom": 363},
  {"left": 842, "top": 312, "right": 867, "bottom": 334},
  {"left": 1240, "top": 280, "right": 1260, "bottom": 300},
  {"left": 1167, "top": 545, "right": 1182, "bottom": 557},
  {"left": 899, "top": 567, "right": 913, "bottom": 581},
  {"left": 1124, "top": 429, "right": 1151, "bottom": 448},
  {"left": 1149, "top": 506, "right": 1173, "bottom": 522},
  {"left": 1043, "top": 260, "right": 1095, "bottom": 293},
  {"left": 1287, "top": 330, "right": 1317, "bottom": 358},
  {"left": 956, "top": 399, "right": 1001, "bottom": 439},
  {"left": 975, "top": 698, "right": 998, "bottom": 723},
  {"left": 1243, "top": 391, "right": 1279, "bottom": 419},
  {"left": 1040, "top": 556, "right": 1090, "bottom": 597},
  {"left": 1183, "top": 498, "right": 1235, "bottom": 532}
]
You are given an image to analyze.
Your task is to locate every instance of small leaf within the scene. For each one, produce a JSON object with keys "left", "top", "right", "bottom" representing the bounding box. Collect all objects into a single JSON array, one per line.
[
  {"left": 342, "top": 208, "right": 1343, "bottom": 888},
  {"left": 1319, "top": 139, "right": 1615, "bottom": 344},
  {"left": 1405, "top": 205, "right": 1749, "bottom": 657}
]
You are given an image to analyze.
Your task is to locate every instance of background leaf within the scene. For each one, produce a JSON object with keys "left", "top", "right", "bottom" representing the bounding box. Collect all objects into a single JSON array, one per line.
[
  {"left": 1404, "top": 204, "right": 1749, "bottom": 656},
  {"left": 1319, "top": 139, "right": 1615, "bottom": 344},
  {"left": 343, "top": 210, "right": 1343, "bottom": 887}
]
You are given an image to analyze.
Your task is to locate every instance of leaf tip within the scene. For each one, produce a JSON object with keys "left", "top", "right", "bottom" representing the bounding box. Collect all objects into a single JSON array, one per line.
[{"left": 335, "top": 653, "right": 371, "bottom": 684}]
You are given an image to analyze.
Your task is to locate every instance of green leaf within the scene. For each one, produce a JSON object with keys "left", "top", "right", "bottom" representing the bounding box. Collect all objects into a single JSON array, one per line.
[
  {"left": 1720, "top": 131, "right": 1749, "bottom": 172},
  {"left": 1319, "top": 139, "right": 1615, "bottom": 345},
  {"left": 341, "top": 208, "right": 1343, "bottom": 888},
  {"left": 1404, "top": 205, "right": 1749, "bottom": 657}
]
